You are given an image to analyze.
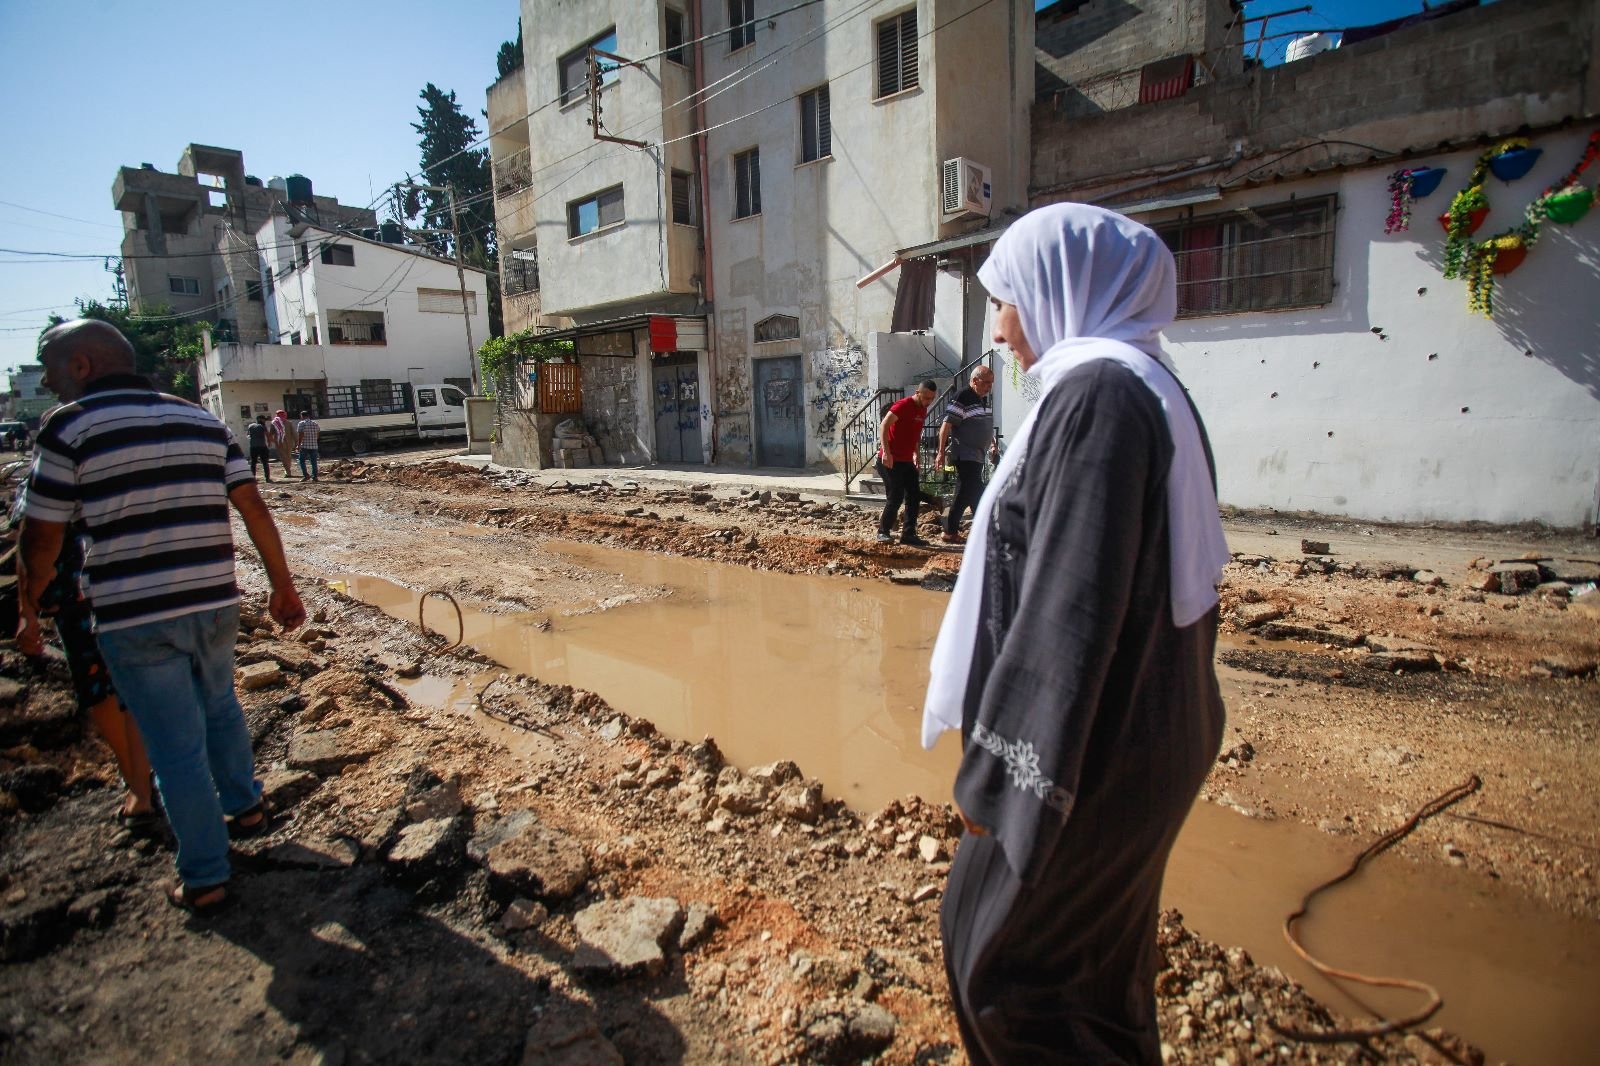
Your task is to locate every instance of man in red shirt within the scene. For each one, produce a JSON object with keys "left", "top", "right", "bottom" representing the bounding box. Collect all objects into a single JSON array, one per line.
[{"left": 875, "top": 379, "right": 939, "bottom": 547}]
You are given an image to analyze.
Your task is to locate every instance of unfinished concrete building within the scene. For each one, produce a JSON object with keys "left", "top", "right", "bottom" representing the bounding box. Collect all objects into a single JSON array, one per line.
[{"left": 112, "top": 144, "right": 375, "bottom": 343}]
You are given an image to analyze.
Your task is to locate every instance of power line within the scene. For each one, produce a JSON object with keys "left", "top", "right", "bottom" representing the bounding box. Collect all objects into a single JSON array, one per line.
[{"left": 0, "top": 199, "right": 123, "bottom": 230}]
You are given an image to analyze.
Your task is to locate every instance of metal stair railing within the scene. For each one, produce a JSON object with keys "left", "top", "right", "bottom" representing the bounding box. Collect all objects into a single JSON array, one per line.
[
  {"left": 841, "top": 387, "right": 899, "bottom": 493},
  {"left": 918, "top": 348, "right": 997, "bottom": 498}
]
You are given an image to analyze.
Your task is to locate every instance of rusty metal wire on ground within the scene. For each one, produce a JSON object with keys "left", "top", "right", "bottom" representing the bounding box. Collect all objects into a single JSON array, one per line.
[
  {"left": 417, "top": 588, "right": 464, "bottom": 653},
  {"left": 1271, "top": 774, "right": 1483, "bottom": 1046}
]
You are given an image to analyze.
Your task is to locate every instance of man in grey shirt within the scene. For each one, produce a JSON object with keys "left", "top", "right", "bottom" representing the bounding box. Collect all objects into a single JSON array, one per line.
[{"left": 934, "top": 365, "right": 997, "bottom": 543}]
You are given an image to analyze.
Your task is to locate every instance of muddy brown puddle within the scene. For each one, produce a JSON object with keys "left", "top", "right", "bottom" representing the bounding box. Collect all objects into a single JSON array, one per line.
[{"left": 340, "top": 542, "right": 1597, "bottom": 1064}]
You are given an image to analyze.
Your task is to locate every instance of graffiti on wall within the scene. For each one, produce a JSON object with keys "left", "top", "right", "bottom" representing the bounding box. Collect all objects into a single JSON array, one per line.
[{"left": 809, "top": 344, "right": 870, "bottom": 455}]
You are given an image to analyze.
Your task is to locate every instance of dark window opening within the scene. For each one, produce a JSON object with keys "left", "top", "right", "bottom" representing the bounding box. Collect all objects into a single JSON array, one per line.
[
  {"left": 734, "top": 148, "right": 761, "bottom": 219},
  {"left": 1154, "top": 197, "right": 1337, "bottom": 318},
  {"left": 728, "top": 0, "right": 755, "bottom": 50},
  {"left": 665, "top": 8, "right": 688, "bottom": 65},
  {"left": 800, "top": 86, "right": 831, "bottom": 162},
  {"left": 320, "top": 243, "right": 355, "bottom": 266},
  {"left": 671, "top": 170, "right": 697, "bottom": 225}
]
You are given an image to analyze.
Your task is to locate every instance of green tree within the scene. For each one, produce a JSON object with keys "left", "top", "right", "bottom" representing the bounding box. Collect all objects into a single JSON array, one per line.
[
  {"left": 497, "top": 20, "right": 524, "bottom": 79},
  {"left": 405, "top": 82, "right": 500, "bottom": 335},
  {"left": 42, "top": 299, "right": 210, "bottom": 399}
]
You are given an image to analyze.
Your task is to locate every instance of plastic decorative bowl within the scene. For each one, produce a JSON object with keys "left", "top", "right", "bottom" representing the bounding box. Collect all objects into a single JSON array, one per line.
[
  {"left": 1491, "top": 246, "right": 1528, "bottom": 275},
  {"left": 1438, "top": 206, "right": 1489, "bottom": 234},
  {"left": 1488, "top": 147, "right": 1542, "bottom": 183},
  {"left": 1408, "top": 167, "right": 1447, "bottom": 199},
  {"left": 1544, "top": 185, "right": 1594, "bottom": 224}
]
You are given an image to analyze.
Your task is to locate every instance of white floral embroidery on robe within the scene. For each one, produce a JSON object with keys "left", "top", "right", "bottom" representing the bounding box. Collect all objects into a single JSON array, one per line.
[{"left": 971, "top": 722, "right": 1075, "bottom": 815}]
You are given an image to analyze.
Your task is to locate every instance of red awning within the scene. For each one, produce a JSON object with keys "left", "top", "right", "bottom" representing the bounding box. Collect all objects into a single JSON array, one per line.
[{"left": 648, "top": 315, "right": 678, "bottom": 353}]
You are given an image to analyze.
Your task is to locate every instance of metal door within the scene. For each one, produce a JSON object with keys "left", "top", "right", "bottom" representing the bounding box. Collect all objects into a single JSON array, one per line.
[
  {"left": 755, "top": 356, "right": 805, "bottom": 467},
  {"left": 652, "top": 357, "right": 702, "bottom": 463}
]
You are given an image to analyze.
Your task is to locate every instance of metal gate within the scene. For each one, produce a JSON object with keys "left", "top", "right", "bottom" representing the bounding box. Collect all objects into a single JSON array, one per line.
[
  {"left": 651, "top": 353, "right": 702, "bottom": 464},
  {"left": 754, "top": 355, "right": 805, "bottom": 468}
]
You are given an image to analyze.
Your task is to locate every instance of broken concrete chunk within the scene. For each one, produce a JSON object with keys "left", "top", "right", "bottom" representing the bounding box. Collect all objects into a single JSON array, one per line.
[
  {"left": 748, "top": 760, "right": 802, "bottom": 785},
  {"left": 1412, "top": 570, "right": 1443, "bottom": 586},
  {"left": 259, "top": 769, "right": 319, "bottom": 808},
  {"left": 384, "top": 816, "right": 463, "bottom": 871},
  {"left": 1488, "top": 562, "right": 1541, "bottom": 593},
  {"left": 678, "top": 901, "right": 717, "bottom": 950},
  {"left": 716, "top": 776, "right": 770, "bottom": 815},
  {"left": 1463, "top": 571, "right": 1500, "bottom": 593},
  {"left": 405, "top": 778, "right": 464, "bottom": 823},
  {"left": 775, "top": 782, "right": 824, "bottom": 824},
  {"left": 1256, "top": 621, "right": 1365, "bottom": 648},
  {"left": 472, "top": 812, "right": 592, "bottom": 900},
  {"left": 1541, "top": 559, "right": 1600, "bottom": 584},
  {"left": 917, "top": 835, "right": 946, "bottom": 864},
  {"left": 572, "top": 897, "right": 686, "bottom": 978},
  {"left": 1231, "top": 602, "right": 1284, "bottom": 629},
  {"left": 500, "top": 898, "right": 549, "bottom": 933},
  {"left": 237, "top": 661, "right": 283, "bottom": 691},
  {"left": 286, "top": 729, "right": 379, "bottom": 776},
  {"left": 1300, "top": 539, "right": 1330, "bottom": 555}
]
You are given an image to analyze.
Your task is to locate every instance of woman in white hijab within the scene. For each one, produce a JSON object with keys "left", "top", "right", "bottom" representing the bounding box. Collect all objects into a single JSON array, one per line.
[{"left": 925, "top": 203, "right": 1229, "bottom": 1064}]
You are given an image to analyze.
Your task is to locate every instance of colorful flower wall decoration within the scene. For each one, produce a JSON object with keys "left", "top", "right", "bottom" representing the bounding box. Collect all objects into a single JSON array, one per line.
[{"left": 1384, "top": 166, "right": 1446, "bottom": 233}]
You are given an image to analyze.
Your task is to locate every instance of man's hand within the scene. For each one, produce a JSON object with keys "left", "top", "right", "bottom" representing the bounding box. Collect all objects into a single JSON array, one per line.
[
  {"left": 15, "top": 607, "right": 45, "bottom": 657},
  {"left": 881, "top": 452, "right": 894, "bottom": 468},
  {"left": 269, "top": 584, "right": 306, "bottom": 632},
  {"left": 935, "top": 448, "right": 947, "bottom": 468}
]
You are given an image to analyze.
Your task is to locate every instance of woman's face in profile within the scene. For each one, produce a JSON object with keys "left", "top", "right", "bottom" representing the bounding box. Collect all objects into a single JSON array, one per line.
[{"left": 990, "top": 300, "right": 1037, "bottom": 370}]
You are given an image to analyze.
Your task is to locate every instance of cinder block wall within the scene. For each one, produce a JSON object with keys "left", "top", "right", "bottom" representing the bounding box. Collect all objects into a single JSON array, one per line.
[
  {"left": 579, "top": 356, "right": 645, "bottom": 464},
  {"left": 1033, "top": 0, "right": 1598, "bottom": 197}
]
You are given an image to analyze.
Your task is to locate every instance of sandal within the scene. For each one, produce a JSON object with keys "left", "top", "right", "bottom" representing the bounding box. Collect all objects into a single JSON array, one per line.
[
  {"left": 117, "top": 807, "right": 163, "bottom": 832},
  {"left": 227, "top": 801, "right": 271, "bottom": 840},
  {"left": 167, "top": 880, "right": 229, "bottom": 916}
]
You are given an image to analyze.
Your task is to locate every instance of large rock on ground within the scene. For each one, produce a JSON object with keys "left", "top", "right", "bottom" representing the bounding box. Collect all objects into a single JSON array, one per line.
[
  {"left": 385, "top": 816, "right": 463, "bottom": 872},
  {"left": 572, "top": 897, "right": 685, "bottom": 978},
  {"left": 774, "top": 782, "right": 824, "bottom": 824},
  {"left": 468, "top": 810, "right": 591, "bottom": 899},
  {"left": 286, "top": 728, "right": 379, "bottom": 776},
  {"left": 801, "top": 1001, "right": 898, "bottom": 1064},
  {"left": 1489, "top": 562, "right": 1542, "bottom": 593},
  {"left": 715, "top": 775, "right": 769, "bottom": 815},
  {"left": 1257, "top": 620, "right": 1365, "bottom": 648}
]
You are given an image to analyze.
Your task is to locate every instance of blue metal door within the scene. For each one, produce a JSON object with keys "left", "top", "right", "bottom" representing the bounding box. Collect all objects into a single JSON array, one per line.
[
  {"left": 652, "top": 355, "right": 701, "bottom": 463},
  {"left": 755, "top": 356, "right": 805, "bottom": 467}
]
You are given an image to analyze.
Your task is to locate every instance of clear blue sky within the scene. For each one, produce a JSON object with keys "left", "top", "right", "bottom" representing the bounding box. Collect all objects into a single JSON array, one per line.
[
  {"left": 0, "top": 0, "right": 520, "bottom": 375},
  {"left": 2, "top": 0, "right": 1431, "bottom": 377}
]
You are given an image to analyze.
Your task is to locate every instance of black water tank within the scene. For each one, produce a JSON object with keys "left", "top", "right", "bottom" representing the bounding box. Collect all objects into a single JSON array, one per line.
[
  {"left": 285, "top": 174, "right": 314, "bottom": 204},
  {"left": 244, "top": 175, "right": 264, "bottom": 187},
  {"left": 381, "top": 220, "right": 403, "bottom": 244}
]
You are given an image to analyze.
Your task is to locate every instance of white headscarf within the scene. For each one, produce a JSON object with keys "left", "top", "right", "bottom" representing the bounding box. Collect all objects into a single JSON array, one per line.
[{"left": 921, "top": 203, "right": 1230, "bottom": 750}]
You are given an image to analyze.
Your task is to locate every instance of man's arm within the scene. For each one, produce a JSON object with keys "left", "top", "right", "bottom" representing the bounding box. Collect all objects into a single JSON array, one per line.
[
  {"left": 228, "top": 481, "right": 306, "bottom": 631},
  {"left": 878, "top": 410, "right": 898, "bottom": 467},
  {"left": 935, "top": 419, "right": 954, "bottom": 467},
  {"left": 15, "top": 518, "right": 66, "bottom": 655}
]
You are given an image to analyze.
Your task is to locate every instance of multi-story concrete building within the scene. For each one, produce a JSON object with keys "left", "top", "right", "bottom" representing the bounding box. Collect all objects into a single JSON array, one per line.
[
  {"left": 8, "top": 366, "right": 53, "bottom": 425},
  {"left": 487, "top": 0, "right": 1031, "bottom": 470},
  {"left": 197, "top": 219, "right": 488, "bottom": 446},
  {"left": 112, "top": 144, "right": 374, "bottom": 343}
]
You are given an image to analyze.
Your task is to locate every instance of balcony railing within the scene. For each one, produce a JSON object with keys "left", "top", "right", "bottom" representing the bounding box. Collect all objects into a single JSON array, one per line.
[
  {"left": 327, "top": 320, "right": 386, "bottom": 345},
  {"left": 505, "top": 253, "right": 539, "bottom": 296},
  {"left": 495, "top": 147, "right": 532, "bottom": 199}
]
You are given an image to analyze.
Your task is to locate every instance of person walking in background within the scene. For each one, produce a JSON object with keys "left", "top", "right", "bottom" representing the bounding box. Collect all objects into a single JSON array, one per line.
[
  {"left": 934, "top": 364, "right": 998, "bottom": 544},
  {"left": 874, "top": 379, "right": 938, "bottom": 548},
  {"left": 246, "top": 414, "right": 273, "bottom": 482},
  {"left": 269, "top": 409, "right": 295, "bottom": 478},
  {"left": 294, "top": 411, "right": 320, "bottom": 482},
  {"left": 16, "top": 319, "right": 306, "bottom": 915},
  {"left": 922, "top": 204, "right": 1230, "bottom": 1065}
]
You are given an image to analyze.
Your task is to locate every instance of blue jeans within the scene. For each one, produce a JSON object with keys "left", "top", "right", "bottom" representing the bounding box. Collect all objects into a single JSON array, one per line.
[
  {"left": 298, "top": 447, "right": 319, "bottom": 480},
  {"left": 97, "top": 605, "right": 259, "bottom": 888}
]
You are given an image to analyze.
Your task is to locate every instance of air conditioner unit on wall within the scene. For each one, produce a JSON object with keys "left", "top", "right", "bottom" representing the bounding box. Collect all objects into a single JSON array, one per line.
[{"left": 941, "top": 157, "right": 993, "bottom": 221}]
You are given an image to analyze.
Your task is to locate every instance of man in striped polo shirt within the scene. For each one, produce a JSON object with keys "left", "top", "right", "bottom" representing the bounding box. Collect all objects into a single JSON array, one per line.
[{"left": 16, "top": 319, "right": 306, "bottom": 914}]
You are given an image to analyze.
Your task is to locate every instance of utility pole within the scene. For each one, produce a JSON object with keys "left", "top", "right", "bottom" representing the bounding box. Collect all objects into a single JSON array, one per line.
[{"left": 396, "top": 180, "right": 480, "bottom": 395}]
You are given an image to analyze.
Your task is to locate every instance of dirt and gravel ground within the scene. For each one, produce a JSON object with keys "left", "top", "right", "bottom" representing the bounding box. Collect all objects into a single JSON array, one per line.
[{"left": 2, "top": 451, "right": 1595, "bottom": 1065}]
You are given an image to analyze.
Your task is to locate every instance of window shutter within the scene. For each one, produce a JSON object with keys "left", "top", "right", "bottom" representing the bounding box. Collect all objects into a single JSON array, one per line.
[
  {"left": 899, "top": 13, "right": 918, "bottom": 92},
  {"left": 816, "top": 87, "right": 831, "bottom": 157},
  {"left": 749, "top": 149, "right": 761, "bottom": 215},
  {"left": 598, "top": 187, "right": 625, "bottom": 227},
  {"left": 735, "top": 153, "right": 751, "bottom": 217},
  {"left": 877, "top": 19, "right": 899, "bottom": 97},
  {"left": 801, "top": 93, "right": 819, "bottom": 163}
]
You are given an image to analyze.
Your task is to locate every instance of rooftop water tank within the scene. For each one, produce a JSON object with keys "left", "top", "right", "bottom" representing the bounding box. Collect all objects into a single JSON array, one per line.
[
  {"left": 1285, "top": 32, "right": 1335, "bottom": 63},
  {"left": 285, "top": 174, "right": 314, "bottom": 204},
  {"left": 244, "top": 174, "right": 263, "bottom": 187},
  {"left": 268, "top": 176, "right": 288, "bottom": 193},
  {"left": 380, "top": 220, "right": 404, "bottom": 244}
]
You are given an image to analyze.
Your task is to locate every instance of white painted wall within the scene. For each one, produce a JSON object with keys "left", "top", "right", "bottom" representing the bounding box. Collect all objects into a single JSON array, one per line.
[
  {"left": 255, "top": 221, "right": 488, "bottom": 391},
  {"left": 1155, "top": 130, "right": 1600, "bottom": 527},
  {"left": 988, "top": 130, "right": 1600, "bottom": 527}
]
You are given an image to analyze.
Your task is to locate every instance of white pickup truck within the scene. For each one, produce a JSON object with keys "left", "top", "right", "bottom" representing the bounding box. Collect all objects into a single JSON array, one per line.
[{"left": 290, "top": 382, "right": 468, "bottom": 455}]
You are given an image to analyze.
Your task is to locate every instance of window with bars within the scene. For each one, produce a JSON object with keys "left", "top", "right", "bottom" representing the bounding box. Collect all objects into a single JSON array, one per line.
[
  {"left": 559, "top": 27, "right": 619, "bottom": 103},
  {"left": 568, "top": 185, "right": 625, "bottom": 237},
  {"left": 799, "top": 85, "right": 831, "bottom": 162},
  {"left": 734, "top": 148, "right": 761, "bottom": 219},
  {"left": 875, "top": 10, "right": 918, "bottom": 98},
  {"left": 665, "top": 7, "right": 688, "bottom": 65},
  {"left": 1154, "top": 197, "right": 1336, "bottom": 318},
  {"left": 671, "top": 170, "right": 697, "bottom": 225},
  {"left": 727, "top": 0, "right": 755, "bottom": 50}
]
